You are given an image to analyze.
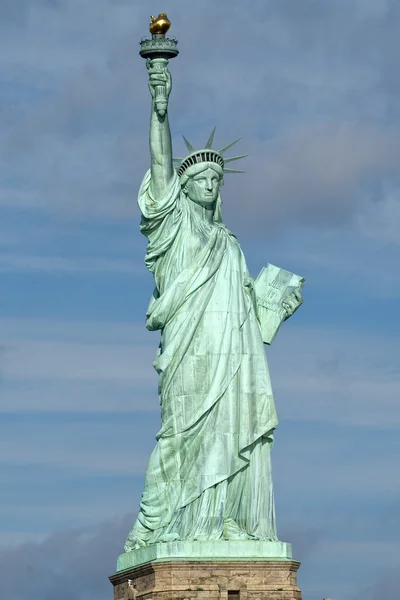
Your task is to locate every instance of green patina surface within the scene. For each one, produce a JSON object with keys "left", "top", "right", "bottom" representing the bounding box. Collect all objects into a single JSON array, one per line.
[
  {"left": 121, "top": 17, "right": 303, "bottom": 566},
  {"left": 117, "top": 541, "right": 293, "bottom": 572}
]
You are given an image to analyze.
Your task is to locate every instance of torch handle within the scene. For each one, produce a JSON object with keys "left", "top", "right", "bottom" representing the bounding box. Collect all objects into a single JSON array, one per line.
[{"left": 151, "top": 58, "right": 169, "bottom": 116}]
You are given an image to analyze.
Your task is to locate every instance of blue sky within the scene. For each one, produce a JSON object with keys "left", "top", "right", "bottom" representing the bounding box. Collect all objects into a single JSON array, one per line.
[{"left": 1, "top": 1, "right": 400, "bottom": 599}]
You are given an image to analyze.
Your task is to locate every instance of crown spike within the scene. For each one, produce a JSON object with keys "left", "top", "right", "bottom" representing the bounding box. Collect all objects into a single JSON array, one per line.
[
  {"left": 223, "top": 154, "right": 248, "bottom": 163},
  {"left": 177, "top": 133, "right": 246, "bottom": 178},
  {"left": 182, "top": 136, "right": 195, "bottom": 153},
  {"left": 218, "top": 138, "right": 241, "bottom": 155},
  {"left": 205, "top": 127, "right": 216, "bottom": 149}
]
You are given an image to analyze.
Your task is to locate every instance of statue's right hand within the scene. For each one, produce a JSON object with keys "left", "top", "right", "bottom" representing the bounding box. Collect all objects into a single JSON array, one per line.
[
  {"left": 146, "top": 59, "right": 171, "bottom": 99},
  {"left": 148, "top": 72, "right": 167, "bottom": 98}
]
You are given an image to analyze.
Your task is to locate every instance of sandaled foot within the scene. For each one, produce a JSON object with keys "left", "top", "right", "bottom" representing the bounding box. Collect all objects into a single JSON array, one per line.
[
  {"left": 124, "top": 534, "right": 147, "bottom": 551},
  {"left": 159, "top": 532, "right": 180, "bottom": 542},
  {"left": 223, "top": 518, "right": 254, "bottom": 540},
  {"left": 124, "top": 522, "right": 150, "bottom": 551}
]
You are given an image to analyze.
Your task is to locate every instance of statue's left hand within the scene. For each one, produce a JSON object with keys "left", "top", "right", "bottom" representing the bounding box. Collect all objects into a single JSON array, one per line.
[{"left": 282, "top": 289, "right": 303, "bottom": 320}]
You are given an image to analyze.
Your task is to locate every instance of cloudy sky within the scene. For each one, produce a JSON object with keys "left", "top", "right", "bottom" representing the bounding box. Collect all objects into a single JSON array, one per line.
[{"left": 1, "top": 1, "right": 400, "bottom": 599}]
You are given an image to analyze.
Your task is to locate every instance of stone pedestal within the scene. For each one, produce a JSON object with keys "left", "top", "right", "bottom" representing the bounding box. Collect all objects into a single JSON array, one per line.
[
  {"left": 110, "top": 560, "right": 302, "bottom": 599},
  {"left": 110, "top": 561, "right": 301, "bottom": 600},
  {"left": 110, "top": 541, "right": 302, "bottom": 599}
]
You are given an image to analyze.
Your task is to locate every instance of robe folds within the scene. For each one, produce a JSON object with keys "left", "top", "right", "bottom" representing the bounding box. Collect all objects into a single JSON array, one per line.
[{"left": 124, "top": 171, "right": 279, "bottom": 550}]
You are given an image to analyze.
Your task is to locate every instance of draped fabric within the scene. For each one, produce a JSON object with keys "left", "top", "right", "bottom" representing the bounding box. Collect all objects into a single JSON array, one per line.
[{"left": 124, "top": 171, "right": 279, "bottom": 550}]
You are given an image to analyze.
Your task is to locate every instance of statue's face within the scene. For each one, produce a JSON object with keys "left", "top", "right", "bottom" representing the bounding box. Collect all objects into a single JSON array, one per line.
[{"left": 185, "top": 168, "right": 220, "bottom": 208}]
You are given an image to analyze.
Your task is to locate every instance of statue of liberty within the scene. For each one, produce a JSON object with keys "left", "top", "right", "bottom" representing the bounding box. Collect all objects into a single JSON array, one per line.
[{"left": 124, "top": 24, "right": 303, "bottom": 552}]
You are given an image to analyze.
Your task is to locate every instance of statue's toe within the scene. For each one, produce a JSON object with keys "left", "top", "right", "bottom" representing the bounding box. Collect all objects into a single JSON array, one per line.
[
  {"left": 124, "top": 534, "right": 147, "bottom": 552},
  {"left": 160, "top": 532, "right": 180, "bottom": 542}
]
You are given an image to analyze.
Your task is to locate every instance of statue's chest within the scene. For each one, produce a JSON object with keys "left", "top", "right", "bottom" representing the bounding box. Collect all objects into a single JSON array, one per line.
[{"left": 185, "top": 227, "right": 210, "bottom": 259}]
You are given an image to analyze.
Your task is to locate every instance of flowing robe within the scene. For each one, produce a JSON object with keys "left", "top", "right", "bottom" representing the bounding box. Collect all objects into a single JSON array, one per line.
[{"left": 124, "top": 171, "right": 279, "bottom": 550}]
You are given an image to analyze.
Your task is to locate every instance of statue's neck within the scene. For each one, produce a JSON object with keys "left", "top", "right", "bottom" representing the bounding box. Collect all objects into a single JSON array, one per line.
[{"left": 187, "top": 198, "right": 215, "bottom": 225}]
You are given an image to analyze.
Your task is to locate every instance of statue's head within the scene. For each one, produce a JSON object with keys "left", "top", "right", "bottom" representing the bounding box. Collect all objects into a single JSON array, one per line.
[
  {"left": 174, "top": 129, "right": 246, "bottom": 220},
  {"left": 180, "top": 162, "right": 223, "bottom": 210}
]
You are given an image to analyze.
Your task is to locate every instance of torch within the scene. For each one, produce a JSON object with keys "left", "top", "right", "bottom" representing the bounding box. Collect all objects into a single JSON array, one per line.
[{"left": 139, "top": 13, "right": 179, "bottom": 117}]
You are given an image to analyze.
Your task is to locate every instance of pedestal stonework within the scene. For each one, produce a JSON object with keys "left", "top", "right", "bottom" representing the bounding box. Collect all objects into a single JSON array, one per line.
[
  {"left": 110, "top": 560, "right": 302, "bottom": 600},
  {"left": 110, "top": 541, "right": 302, "bottom": 600}
]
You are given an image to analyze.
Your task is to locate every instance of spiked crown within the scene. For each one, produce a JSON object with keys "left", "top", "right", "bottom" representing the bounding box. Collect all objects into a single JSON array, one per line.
[{"left": 173, "top": 127, "right": 247, "bottom": 178}]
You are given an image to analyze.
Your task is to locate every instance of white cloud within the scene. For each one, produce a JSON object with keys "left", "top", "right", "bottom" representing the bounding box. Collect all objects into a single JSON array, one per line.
[
  {"left": 270, "top": 324, "right": 400, "bottom": 429},
  {"left": 355, "top": 191, "right": 400, "bottom": 245},
  {"left": 275, "top": 448, "right": 400, "bottom": 495},
  {"left": 319, "top": 540, "right": 400, "bottom": 562},
  {"left": 0, "top": 318, "right": 159, "bottom": 410},
  {"left": 0, "top": 532, "right": 48, "bottom": 546},
  {"left": 1, "top": 318, "right": 399, "bottom": 430},
  {"left": 0, "top": 514, "right": 133, "bottom": 600},
  {"left": 0, "top": 317, "right": 149, "bottom": 344},
  {"left": 253, "top": 224, "right": 400, "bottom": 299},
  {"left": 1, "top": 0, "right": 400, "bottom": 229},
  {"left": 0, "top": 189, "right": 41, "bottom": 208},
  {"left": 0, "top": 380, "right": 158, "bottom": 413},
  {"left": 0, "top": 435, "right": 147, "bottom": 475},
  {"left": 227, "top": 123, "right": 400, "bottom": 231},
  {"left": 0, "top": 253, "right": 139, "bottom": 273},
  {"left": 301, "top": 539, "right": 400, "bottom": 600},
  {"left": 1, "top": 339, "right": 154, "bottom": 381},
  {"left": 0, "top": 411, "right": 156, "bottom": 479},
  {"left": 355, "top": 564, "right": 400, "bottom": 600}
]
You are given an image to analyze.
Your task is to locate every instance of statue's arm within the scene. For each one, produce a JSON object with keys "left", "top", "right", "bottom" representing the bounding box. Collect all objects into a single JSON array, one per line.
[{"left": 147, "top": 60, "right": 174, "bottom": 198}]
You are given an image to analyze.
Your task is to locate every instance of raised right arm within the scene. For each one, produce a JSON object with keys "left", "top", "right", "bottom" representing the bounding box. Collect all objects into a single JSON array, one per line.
[{"left": 147, "top": 60, "right": 174, "bottom": 198}]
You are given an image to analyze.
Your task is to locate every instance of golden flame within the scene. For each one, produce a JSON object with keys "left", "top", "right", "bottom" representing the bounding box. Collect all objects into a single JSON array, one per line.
[{"left": 149, "top": 13, "right": 171, "bottom": 35}]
